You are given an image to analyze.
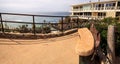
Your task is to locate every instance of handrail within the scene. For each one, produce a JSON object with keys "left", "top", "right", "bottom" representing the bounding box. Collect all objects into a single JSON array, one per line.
[
  {"left": 2, "top": 20, "right": 75, "bottom": 24},
  {"left": 0, "top": 12, "right": 79, "bottom": 35}
]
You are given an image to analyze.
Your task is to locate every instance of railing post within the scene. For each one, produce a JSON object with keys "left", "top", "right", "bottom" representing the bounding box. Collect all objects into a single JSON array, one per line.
[
  {"left": 71, "top": 18, "right": 73, "bottom": 29},
  {"left": 0, "top": 13, "right": 4, "bottom": 33},
  {"left": 32, "top": 16, "right": 36, "bottom": 35},
  {"left": 61, "top": 17, "right": 64, "bottom": 33},
  {"left": 77, "top": 16, "right": 79, "bottom": 28}
]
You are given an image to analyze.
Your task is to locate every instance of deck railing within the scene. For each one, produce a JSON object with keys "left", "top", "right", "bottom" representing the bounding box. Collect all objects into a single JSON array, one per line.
[{"left": 0, "top": 13, "right": 82, "bottom": 36}]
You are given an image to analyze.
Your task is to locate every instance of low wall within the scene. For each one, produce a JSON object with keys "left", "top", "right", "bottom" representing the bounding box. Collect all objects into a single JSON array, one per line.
[{"left": 0, "top": 28, "right": 78, "bottom": 39}]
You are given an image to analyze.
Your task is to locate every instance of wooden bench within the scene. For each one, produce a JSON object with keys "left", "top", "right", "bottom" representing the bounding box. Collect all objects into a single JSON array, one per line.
[{"left": 76, "top": 28, "right": 94, "bottom": 56}]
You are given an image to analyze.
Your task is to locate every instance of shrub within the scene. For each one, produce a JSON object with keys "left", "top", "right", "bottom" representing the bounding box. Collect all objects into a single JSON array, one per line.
[
  {"left": 42, "top": 26, "right": 51, "bottom": 34},
  {"left": 4, "top": 23, "right": 11, "bottom": 32},
  {"left": 115, "top": 23, "right": 120, "bottom": 56},
  {"left": 35, "top": 26, "right": 42, "bottom": 33},
  {"left": 96, "top": 17, "right": 120, "bottom": 56},
  {"left": 15, "top": 25, "right": 30, "bottom": 33},
  {"left": 35, "top": 25, "right": 51, "bottom": 34}
]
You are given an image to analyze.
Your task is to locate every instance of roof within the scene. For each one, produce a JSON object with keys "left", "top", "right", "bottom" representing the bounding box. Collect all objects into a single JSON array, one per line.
[{"left": 72, "top": 0, "right": 117, "bottom": 7}]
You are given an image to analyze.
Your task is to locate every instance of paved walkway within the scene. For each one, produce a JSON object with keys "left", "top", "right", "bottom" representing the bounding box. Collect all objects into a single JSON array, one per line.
[{"left": 0, "top": 33, "right": 79, "bottom": 64}]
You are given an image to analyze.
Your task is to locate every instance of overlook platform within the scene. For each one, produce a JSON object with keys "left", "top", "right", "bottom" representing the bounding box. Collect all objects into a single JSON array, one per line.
[
  {"left": 0, "top": 32, "right": 120, "bottom": 64},
  {"left": 0, "top": 33, "right": 79, "bottom": 64}
]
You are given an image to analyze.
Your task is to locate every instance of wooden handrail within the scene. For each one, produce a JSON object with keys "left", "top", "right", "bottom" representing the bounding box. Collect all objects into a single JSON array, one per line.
[{"left": 0, "top": 12, "right": 80, "bottom": 34}]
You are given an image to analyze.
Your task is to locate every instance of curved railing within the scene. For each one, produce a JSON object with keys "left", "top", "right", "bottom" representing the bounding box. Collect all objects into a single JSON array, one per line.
[{"left": 0, "top": 13, "right": 85, "bottom": 38}]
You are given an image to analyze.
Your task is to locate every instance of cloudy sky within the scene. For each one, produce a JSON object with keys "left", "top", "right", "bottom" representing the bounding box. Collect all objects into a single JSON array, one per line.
[{"left": 0, "top": 0, "right": 102, "bottom": 13}]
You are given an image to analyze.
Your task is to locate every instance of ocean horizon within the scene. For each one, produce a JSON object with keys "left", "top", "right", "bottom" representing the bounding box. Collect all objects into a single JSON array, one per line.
[{"left": 31, "top": 12, "right": 71, "bottom": 16}]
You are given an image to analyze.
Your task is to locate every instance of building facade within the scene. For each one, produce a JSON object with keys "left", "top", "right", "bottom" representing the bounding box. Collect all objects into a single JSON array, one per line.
[{"left": 70, "top": 0, "right": 120, "bottom": 19}]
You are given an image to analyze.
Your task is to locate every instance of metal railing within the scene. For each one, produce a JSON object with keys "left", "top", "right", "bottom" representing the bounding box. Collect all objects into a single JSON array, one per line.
[{"left": 0, "top": 13, "right": 82, "bottom": 35}]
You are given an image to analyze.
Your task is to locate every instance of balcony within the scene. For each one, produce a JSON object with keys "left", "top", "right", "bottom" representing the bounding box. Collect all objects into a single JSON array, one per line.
[
  {"left": 117, "top": 6, "right": 120, "bottom": 9},
  {"left": 72, "top": 6, "right": 117, "bottom": 11},
  {"left": 104, "top": 6, "right": 115, "bottom": 10},
  {"left": 93, "top": 7, "right": 104, "bottom": 10},
  {"left": 72, "top": 8, "right": 92, "bottom": 11},
  {"left": 76, "top": 15, "right": 105, "bottom": 19}
]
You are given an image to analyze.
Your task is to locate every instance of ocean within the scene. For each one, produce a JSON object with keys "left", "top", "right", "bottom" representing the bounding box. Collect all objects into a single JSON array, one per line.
[{"left": 2, "top": 12, "right": 70, "bottom": 28}]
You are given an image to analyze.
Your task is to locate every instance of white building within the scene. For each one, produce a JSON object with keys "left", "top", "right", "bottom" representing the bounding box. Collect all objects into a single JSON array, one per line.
[{"left": 70, "top": 0, "right": 120, "bottom": 19}]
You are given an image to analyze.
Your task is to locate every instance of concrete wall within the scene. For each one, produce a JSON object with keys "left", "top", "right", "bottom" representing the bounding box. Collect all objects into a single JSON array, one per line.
[{"left": 106, "top": 11, "right": 116, "bottom": 17}]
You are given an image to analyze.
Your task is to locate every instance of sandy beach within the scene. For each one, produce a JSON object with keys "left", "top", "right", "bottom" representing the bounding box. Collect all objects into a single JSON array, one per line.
[{"left": 0, "top": 33, "right": 79, "bottom": 64}]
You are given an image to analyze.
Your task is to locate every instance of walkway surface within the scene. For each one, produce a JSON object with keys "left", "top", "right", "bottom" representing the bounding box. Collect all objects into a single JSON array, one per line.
[{"left": 0, "top": 33, "right": 79, "bottom": 64}]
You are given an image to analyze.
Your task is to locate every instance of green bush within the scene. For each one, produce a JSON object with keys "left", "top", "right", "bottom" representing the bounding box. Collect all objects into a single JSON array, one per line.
[
  {"left": 94, "top": 23, "right": 108, "bottom": 55},
  {"left": 35, "top": 26, "right": 42, "bottom": 33},
  {"left": 15, "top": 25, "right": 30, "bottom": 33},
  {"left": 95, "top": 17, "right": 120, "bottom": 56},
  {"left": 35, "top": 26, "right": 51, "bottom": 34},
  {"left": 3, "top": 23, "right": 11, "bottom": 32},
  {"left": 115, "top": 23, "right": 120, "bottom": 56},
  {"left": 42, "top": 26, "right": 51, "bottom": 33}
]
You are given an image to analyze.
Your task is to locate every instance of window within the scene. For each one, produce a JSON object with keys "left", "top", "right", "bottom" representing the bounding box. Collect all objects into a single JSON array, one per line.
[
  {"left": 73, "top": 7, "right": 79, "bottom": 9},
  {"left": 80, "top": 6, "right": 83, "bottom": 8},
  {"left": 101, "top": 4, "right": 104, "bottom": 7},
  {"left": 84, "top": 12, "right": 91, "bottom": 16},
  {"left": 118, "top": 2, "right": 120, "bottom": 6},
  {"left": 106, "top": 2, "right": 116, "bottom": 7},
  {"left": 95, "top": 4, "right": 99, "bottom": 7},
  {"left": 116, "top": 12, "right": 120, "bottom": 17},
  {"left": 73, "top": 13, "right": 79, "bottom": 15},
  {"left": 80, "top": 13, "right": 83, "bottom": 15},
  {"left": 98, "top": 12, "right": 106, "bottom": 17}
]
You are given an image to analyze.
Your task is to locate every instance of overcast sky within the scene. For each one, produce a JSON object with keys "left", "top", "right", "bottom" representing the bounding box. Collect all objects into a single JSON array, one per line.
[{"left": 0, "top": 0, "right": 103, "bottom": 13}]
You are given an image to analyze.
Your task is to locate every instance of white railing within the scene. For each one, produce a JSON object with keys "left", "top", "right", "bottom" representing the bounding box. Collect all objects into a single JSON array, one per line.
[
  {"left": 105, "top": 6, "right": 115, "bottom": 10},
  {"left": 72, "top": 8, "right": 92, "bottom": 11},
  {"left": 93, "top": 7, "right": 104, "bottom": 10},
  {"left": 117, "top": 6, "right": 120, "bottom": 10},
  {"left": 78, "top": 15, "right": 105, "bottom": 19},
  {"left": 72, "top": 7, "right": 116, "bottom": 11}
]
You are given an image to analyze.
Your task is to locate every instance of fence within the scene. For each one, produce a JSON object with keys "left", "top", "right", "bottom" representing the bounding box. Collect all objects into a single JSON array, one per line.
[{"left": 0, "top": 13, "right": 81, "bottom": 34}]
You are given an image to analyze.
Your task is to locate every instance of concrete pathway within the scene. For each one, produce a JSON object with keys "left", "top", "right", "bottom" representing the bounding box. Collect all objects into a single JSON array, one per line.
[{"left": 0, "top": 33, "right": 79, "bottom": 64}]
